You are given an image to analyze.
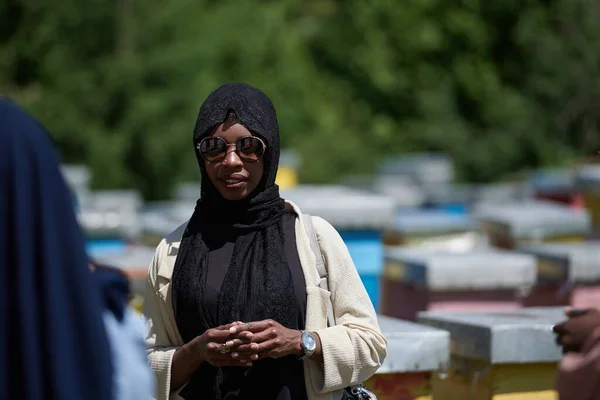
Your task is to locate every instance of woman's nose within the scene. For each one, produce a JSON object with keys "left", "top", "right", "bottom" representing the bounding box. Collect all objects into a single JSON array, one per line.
[{"left": 221, "top": 147, "right": 243, "bottom": 167}]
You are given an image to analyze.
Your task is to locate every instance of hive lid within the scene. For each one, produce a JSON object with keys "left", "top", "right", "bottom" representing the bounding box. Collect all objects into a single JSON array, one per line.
[
  {"left": 520, "top": 241, "right": 600, "bottom": 282},
  {"left": 384, "top": 247, "right": 536, "bottom": 290},
  {"left": 378, "top": 153, "right": 454, "bottom": 184},
  {"left": 472, "top": 183, "right": 533, "bottom": 204},
  {"left": 281, "top": 185, "right": 396, "bottom": 230},
  {"left": 377, "top": 315, "right": 449, "bottom": 373},
  {"left": 474, "top": 200, "right": 591, "bottom": 238},
  {"left": 78, "top": 208, "right": 141, "bottom": 240},
  {"left": 391, "top": 211, "right": 474, "bottom": 235},
  {"left": 418, "top": 307, "right": 564, "bottom": 363},
  {"left": 423, "top": 183, "right": 474, "bottom": 205},
  {"left": 90, "top": 190, "right": 143, "bottom": 211},
  {"left": 371, "top": 176, "right": 426, "bottom": 208},
  {"left": 575, "top": 165, "right": 600, "bottom": 189},
  {"left": 531, "top": 168, "right": 576, "bottom": 194}
]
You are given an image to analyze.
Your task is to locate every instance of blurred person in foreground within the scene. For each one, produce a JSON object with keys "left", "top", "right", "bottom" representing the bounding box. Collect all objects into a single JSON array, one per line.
[
  {"left": 0, "top": 97, "right": 153, "bottom": 400},
  {"left": 553, "top": 307, "right": 600, "bottom": 399},
  {"left": 0, "top": 97, "right": 113, "bottom": 400},
  {"left": 143, "top": 83, "right": 386, "bottom": 400},
  {"left": 90, "top": 261, "right": 155, "bottom": 400}
]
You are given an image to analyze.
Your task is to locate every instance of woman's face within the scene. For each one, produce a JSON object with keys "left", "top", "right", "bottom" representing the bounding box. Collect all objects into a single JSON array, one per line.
[{"left": 202, "top": 123, "right": 264, "bottom": 201}]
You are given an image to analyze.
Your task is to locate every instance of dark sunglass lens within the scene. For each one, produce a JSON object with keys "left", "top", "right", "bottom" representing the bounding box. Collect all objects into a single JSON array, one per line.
[
  {"left": 237, "top": 137, "right": 264, "bottom": 161},
  {"left": 199, "top": 137, "right": 227, "bottom": 162}
]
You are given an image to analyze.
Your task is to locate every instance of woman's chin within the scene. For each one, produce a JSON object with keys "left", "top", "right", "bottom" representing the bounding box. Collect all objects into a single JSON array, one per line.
[{"left": 217, "top": 185, "right": 250, "bottom": 201}]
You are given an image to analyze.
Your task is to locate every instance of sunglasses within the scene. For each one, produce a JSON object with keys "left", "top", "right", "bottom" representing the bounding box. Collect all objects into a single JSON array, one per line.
[{"left": 196, "top": 136, "right": 267, "bottom": 163}]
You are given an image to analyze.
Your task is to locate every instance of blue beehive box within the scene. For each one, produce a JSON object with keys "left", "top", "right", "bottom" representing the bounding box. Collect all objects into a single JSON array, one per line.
[
  {"left": 339, "top": 230, "right": 383, "bottom": 310},
  {"left": 281, "top": 185, "right": 396, "bottom": 311},
  {"left": 422, "top": 183, "right": 474, "bottom": 215}
]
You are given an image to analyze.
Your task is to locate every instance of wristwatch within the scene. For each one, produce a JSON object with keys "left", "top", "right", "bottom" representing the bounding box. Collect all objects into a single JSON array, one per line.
[{"left": 299, "top": 331, "right": 316, "bottom": 360}]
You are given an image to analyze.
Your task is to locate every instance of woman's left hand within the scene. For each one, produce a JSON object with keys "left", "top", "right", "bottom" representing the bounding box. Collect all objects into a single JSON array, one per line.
[{"left": 228, "top": 320, "right": 302, "bottom": 359}]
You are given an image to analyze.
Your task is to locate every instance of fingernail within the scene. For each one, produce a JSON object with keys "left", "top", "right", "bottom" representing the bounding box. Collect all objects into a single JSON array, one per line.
[
  {"left": 230, "top": 327, "right": 237, "bottom": 334},
  {"left": 240, "top": 359, "right": 247, "bottom": 363},
  {"left": 251, "top": 354, "right": 258, "bottom": 360},
  {"left": 226, "top": 341, "right": 234, "bottom": 347},
  {"left": 232, "top": 353, "right": 239, "bottom": 358}
]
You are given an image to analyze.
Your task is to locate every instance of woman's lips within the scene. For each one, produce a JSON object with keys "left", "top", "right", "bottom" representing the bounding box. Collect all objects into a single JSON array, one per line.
[{"left": 221, "top": 177, "right": 247, "bottom": 189}]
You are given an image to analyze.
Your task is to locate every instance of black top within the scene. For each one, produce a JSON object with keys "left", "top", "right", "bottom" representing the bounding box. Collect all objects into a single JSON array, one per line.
[{"left": 199, "top": 210, "right": 308, "bottom": 400}]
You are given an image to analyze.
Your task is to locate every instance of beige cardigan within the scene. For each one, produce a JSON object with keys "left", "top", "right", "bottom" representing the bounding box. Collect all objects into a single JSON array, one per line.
[{"left": 143, "top": 201, "right": 387, "bottom": 400}]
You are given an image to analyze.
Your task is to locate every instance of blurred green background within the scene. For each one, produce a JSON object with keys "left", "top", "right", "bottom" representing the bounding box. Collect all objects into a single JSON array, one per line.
[{"left": 2, "top": 0, "right": 600, "bottom": 200}]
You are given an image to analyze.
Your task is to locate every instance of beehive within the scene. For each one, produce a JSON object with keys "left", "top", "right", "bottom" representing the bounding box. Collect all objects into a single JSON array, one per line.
[
  {"left": 282, "top": 185, "right": 396, "bottom": 311},
  {"left": 367, "top": 315, "right": 449, "bottom": 400},
  {"left": 382, "top": 248, "right": 537, "bottom": 321},
  {"left": 519, "top": 241, "right": 600, "bottom": 308},
  {"left": 475, "top": 201, "right": 590, "bottom": 249},
  {"left": 419, "top": 307, "right": 564, "bottom": 400}
]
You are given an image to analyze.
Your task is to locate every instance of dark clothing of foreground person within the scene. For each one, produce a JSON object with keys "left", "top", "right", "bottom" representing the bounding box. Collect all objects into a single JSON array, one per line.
[{"left": 0, "top": 98, "right": 113, "bottom": 400}]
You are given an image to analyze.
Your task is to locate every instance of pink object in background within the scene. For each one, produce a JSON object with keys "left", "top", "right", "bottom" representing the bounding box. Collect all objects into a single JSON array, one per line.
[{"left": 572, "top": 285, "right": 600, "bottom": 309}]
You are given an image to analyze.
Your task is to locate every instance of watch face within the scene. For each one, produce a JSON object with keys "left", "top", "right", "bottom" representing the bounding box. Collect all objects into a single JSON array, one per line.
[{"left": 302, "top": 332, "right": 316, "bottom": 351}]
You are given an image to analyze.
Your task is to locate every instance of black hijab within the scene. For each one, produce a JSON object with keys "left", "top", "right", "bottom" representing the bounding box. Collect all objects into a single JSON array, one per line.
[
  {"left": 171, "top": 83, "right": 297, "bottom": 399},
  {"left": 0, "top": 98, "right": 113, "bottom": 400}
]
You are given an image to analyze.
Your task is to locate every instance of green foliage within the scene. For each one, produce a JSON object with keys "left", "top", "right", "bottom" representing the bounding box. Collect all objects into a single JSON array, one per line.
[{"left": 1, "top": 0, "right": 599, "bottom": 199}]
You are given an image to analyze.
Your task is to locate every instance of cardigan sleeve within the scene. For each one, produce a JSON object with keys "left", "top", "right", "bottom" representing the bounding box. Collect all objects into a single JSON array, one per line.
[
  {"left": 143, "top": 239, "right": 178, "bottom": 400},
  {"left": 307, "top": 216, "right": 387, "bottom": 393}
]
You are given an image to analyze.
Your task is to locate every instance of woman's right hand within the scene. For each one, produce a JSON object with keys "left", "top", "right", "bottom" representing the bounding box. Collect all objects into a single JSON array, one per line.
[
  {"left": 192, "top": 322, "right": 255, "bottom": 367},
  {"left": 171, "top": 322, "right": 250, "bottom": 391}
]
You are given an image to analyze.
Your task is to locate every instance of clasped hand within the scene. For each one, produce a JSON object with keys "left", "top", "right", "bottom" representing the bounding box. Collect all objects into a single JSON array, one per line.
[{"left": 196, "top": 320, "right": 302, "bottom": 368}]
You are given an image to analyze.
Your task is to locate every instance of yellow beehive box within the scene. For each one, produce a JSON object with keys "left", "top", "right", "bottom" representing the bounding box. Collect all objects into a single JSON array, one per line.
[{"left": 418, "top": 308, "right": 564, "bottom": 400}]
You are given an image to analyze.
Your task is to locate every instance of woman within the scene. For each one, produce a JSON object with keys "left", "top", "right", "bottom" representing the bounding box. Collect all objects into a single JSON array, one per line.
[
  {"left": 0, "top": 98, "right": 113, "bottom": 400},
  {"left": 144, "top": 83, "right": 386, "bottom": 400}
]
